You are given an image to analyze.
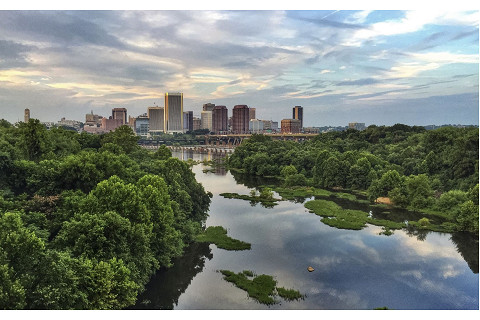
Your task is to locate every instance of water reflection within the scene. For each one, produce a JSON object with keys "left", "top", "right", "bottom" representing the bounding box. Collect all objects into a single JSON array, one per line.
[
  {"left": 132, "top": 242, "right": 213, "bottom": 309},
  {"left": 451, "top": 232, "right": 479, "bottom": 274},
  {"left": 136, "top": 151, "right": 478, "bottom": 310}
]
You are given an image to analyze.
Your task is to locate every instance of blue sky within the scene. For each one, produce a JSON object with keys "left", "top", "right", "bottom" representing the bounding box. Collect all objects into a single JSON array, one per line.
[{"left": 0, "top": 5, "right": 478, "bottom": 126}]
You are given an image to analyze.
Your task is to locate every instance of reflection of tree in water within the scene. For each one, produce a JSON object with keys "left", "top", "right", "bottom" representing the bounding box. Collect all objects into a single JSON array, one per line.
[
  {"left": 130, "top": 242, "right": 213, "bottom": 309},
  {"left": 405, "top": 225, "right": 430, "bottom": 241},
  {"left": 230, "top": 170, "right": 280, "bottom": 189},
  {"left": 450, "top": 232, "right": 479, "bottom": 274}
]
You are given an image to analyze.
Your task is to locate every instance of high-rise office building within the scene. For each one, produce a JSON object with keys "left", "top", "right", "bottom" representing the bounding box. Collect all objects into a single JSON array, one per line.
[
  {"left": 24, "top": 108, "right": 30, "bottom": 122},
  {"left": 165, "top": 93, "right": 183, "bottom": 133},
  {"left": 193, "top": 117, "right": 201, "bottom": 131},
  {"left": 281, "top": 119, "right": 302, "bottom": 134},
  {"left": 203, "top": 103, "right": 215, "bottom": 111},
  {"left": 135, "top": 114, "right": 149, "bottom": 137},
  {"left": 183, "top": 111, "right": 194, "bottom": 132},
  {"left": 232, "top": 105, "right": 250, "bottom": 134},
  {"left": 212, "top": 105, "right": 228, "bottom": 134},
  {"left": 148, "top": 106, "right": 165, "bottom": 133},
  {"left": 201, "top": 110, "right": 213, "bottom": 132},
  {"left": 292, "top": 106, "right": 303, "bottom": 130},
  {"left": 249, "top": 108, "right": 256, "bottom": 120},
  {"left": 112, "top": 108, "right": 127, "bottom": 125}
]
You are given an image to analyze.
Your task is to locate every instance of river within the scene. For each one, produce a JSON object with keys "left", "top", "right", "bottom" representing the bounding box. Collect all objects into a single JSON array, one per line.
[{"left": 132, "top": 150, "right": 479, "bottom": 310}]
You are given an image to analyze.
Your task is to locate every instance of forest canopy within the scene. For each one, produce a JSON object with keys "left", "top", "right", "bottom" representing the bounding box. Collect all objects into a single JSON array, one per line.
[
  {"left": 227, "top": 125, "right": 479, "bottom": 233},
  {"left": 0, "top": 120, "right": 211, "bottom": 309}
]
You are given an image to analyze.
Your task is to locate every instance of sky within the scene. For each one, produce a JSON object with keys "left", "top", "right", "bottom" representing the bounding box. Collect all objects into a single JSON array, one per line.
[{"left": 0, "top": 4, "right": 478, "bottom": 127}]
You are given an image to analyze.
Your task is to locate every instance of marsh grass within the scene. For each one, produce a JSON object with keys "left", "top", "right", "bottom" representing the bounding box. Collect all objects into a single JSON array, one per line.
[
  {"left": 276, "top": 287, "right": 304, "bottom": 301},
  {"left": 219, "top": 270, "right": 303, "bottom": 305},
  {"left": 220, "top": 192, "right": 280, "bottom": 207},
  {"left": 196, "top": 226, "right": 251, "bottom": 251}
]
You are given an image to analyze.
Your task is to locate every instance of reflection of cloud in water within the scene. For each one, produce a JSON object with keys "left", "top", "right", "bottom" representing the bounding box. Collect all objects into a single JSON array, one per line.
[
  {"left": 400, "top": 269, "right": 423, "bottom": 280},
  {"left": 397, "top": 231, "right": 460, "bottom": 259},
  {"left": 439, "top": 264, "right": 463, "bottom": 279},
  {"left": 310, "top": 256, "right": 343, "bottom": 271},
  {"left": 338, "top": 234, "right": 382, "bottom": 264},
  {"left": 398, "top": 274, "right": 478, "bottom": 309}
]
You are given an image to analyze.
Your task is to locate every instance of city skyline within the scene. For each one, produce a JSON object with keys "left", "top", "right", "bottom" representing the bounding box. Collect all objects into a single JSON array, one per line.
[{"left": 0, "top": 8, "right": 478, "bottom": 126}]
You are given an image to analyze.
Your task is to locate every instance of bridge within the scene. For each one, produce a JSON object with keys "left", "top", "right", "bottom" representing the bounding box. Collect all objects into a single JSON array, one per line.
[
  {"left": 200, "top": 133, "right": 319, "bottom": 147},
  {"left": 139, "top": 133, "right": 320, "bottom": 152}
]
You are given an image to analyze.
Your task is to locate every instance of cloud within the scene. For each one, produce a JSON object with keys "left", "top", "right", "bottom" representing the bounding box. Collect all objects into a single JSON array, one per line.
[
  {"left": 337, "top": 78, "right": 380, "bottom": 86},
  {"left": 344, "top": 11, "right": 479, "bottom": 47},
  {"left": 0, "top": 40, "right": 35, "bottom": 69}
]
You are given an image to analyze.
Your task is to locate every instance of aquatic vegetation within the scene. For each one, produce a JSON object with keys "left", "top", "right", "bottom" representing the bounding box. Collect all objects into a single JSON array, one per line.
[
  {"left": 219, "top": 270, "right": 303, "bottom": 305},
  {"left": 219, "top": 192, "right": 280, "bottom": 207},
  {"left": 276, "top": 287, "right": 304, "bottom": 301},
  {"left": 196, "top": 226, "right": 251, "bottom": 251}
]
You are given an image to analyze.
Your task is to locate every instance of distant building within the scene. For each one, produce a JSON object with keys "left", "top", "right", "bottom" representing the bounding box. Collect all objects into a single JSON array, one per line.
[
  {"left": 271, "top": 121, "right": 278, "bottom": 132},
  {"left": 261, "top": 120, "right": 279, "bottom": 133},
  {"left": 303, "top": 127, "right": 320, "bottom": 134},
  {"left": 249, "top": 108, "right": 256, "bottom": 121},
  {"left": 201, "top": 110, "right": 213, "bottom": 132},
  {"left": 348, "top": 122, "right": 366, "bottom": 131},
  {"left": 135, "top": 114, "right": 149, "bottom": 137},
  {"left": 232, "top": 105, "right": 250, "bottom": 134},
  {"left": 212, "top": 105, "right": 228, "bottom": 134},
  {"left": 148, "top": 107, "right": 165, "bottom": 133},
  {"left": 24, "top": 108, "right": 30, "bottom": 123},
  {"left": 57, "top": 117, "right": 82, "bottom": 131},
  {"left": 249, "top": 119, "right": 264, "bottom": 133},
  {"left": 85, "top": 111, "right": 103, "bottom": 127},
  {"left": 203, "top": 103, "right": 215, "bottom": 111},
  {"left": 183, "top": 111, "right": 194, "bottom": 132},
  {"left": 292, "top": 106, "right": 303, "bottom": 130},
  {"left": 281, "top": 119, "right": 301, "bottom": 134},
  {"left": 165, "top": 92, "right": 183, "bottom": 133},
  {"left": 112, "top": 108, "right": 127, "bottom": 125},
  {"left": 193, "top": 117, "right": 201, "bottom": 131},
  {"left": 101, "top": 117, "right": 122, "bottom": 132}
]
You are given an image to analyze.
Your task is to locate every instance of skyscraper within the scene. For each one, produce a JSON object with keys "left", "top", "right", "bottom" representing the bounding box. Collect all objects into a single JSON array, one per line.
[
  {"left": 292, "top": 106, "right": 303, "bottom": 130},
  {"left": 183, "top": 111, "right": 194, "bottom": 132},
  {"left": 148, "top": 106, "right": 165, "bottom": 133},
  {"left": 203, "top": 103, "right": 215, "bottom": 111},
  {"left": 24, "top": 108, "right": 30, "bottom": 122},
  {"left": 232, "top": 105, "right": 250, "bottom": 134},
  {"left": 212, "top": 105, "right": 228, "bottom": 134},
  {"left": 165, "top": 93, "right": 183, "bottom": 133},
  {"left": 201, "top": 110, "right": 212, "bottom": 132},
  {"left": 249, "top": 107, "right": 256, "bottom": 120},
  {"left": 112, "top": 108, "right": 127, "bottom": 125}
]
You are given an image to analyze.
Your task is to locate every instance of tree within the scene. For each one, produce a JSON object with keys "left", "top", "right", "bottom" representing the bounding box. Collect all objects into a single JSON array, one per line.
[
  {"left": 281, "top": 165, "right": 297, "bottom": 177},
  {"left": 17, "top": 119, "right": 48, "bottom": 161},
  {"left": 101, "top": 125, "right": 140, "bottom": 154},
  {"left": 154, "top": 145, "right": 172, "bottom": 160},
  {"left": 405, "top": 174, "right": 434, "bottom": 211}
]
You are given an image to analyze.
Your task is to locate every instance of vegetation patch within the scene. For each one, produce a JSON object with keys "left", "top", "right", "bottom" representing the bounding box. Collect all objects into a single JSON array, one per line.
[
  {"left": 196, "top": 226, "right": 251, "bottom": 251},
  {"left": 219, "top": 270, "right": 303, "bottom": 305},
  {"left": 276, "top": 287, "right": 304, "bottom": 301},
  {"left": 220, "top": 191, "right": 281, "bottom": 207},
  {"left": 273, "top": 186, "right": 331, "bottom": 201}
]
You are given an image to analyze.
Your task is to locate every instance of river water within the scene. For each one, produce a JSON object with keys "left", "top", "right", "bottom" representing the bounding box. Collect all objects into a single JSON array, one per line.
[{"left": 133, "top": 150, "right": 479, "bottom": 310}]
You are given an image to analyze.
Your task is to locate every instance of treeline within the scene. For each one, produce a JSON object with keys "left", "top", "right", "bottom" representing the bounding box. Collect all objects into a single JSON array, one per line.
[
  {"left": 227, "top": 124, "right": 479, "bottom": 233},
  {"left": 0, "top": 119, "right": 211, "bottom": 309}
]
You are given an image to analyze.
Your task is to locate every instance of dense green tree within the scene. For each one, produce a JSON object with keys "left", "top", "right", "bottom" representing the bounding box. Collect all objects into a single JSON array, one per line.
[
  {"left": 404, "top": 174, "right": 434, "bottom": 211},
  {"left": 101, "top": 125, "right": 140, "bottom": 154},
  {"left": 154, "top": 145, "right": 172, "bottom": 160},
  {"left": 16, "top": 119, "right": 49, "bottom": 161}
]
